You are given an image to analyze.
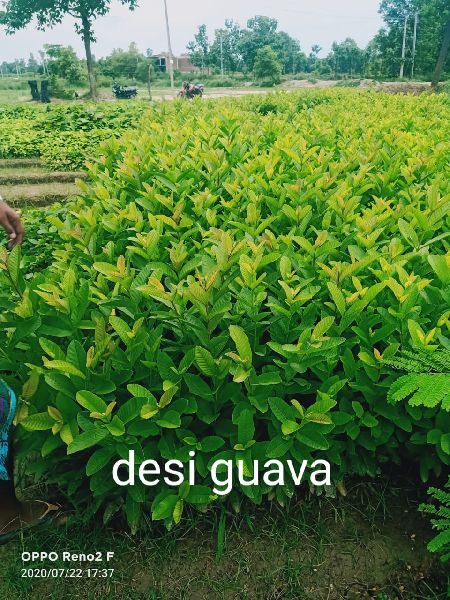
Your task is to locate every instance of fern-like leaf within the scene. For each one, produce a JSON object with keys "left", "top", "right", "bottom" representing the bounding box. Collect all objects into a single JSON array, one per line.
[
  {"left": 385, "top": 349, "right": 450, "bottom": 411},
  {"left": 420, "top": 477, "right": 450, "bottom": 562}
]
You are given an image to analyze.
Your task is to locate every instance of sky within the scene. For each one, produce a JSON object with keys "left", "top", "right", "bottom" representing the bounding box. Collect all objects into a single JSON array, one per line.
[{"left": 0, "top": 0, "right": 384, "bottom": 63}]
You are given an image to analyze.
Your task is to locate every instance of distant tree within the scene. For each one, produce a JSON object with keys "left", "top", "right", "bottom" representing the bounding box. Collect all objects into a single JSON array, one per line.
[
  {"left": 135, "top": 57, "right": 155, "bottom": 83},
  {"left": 0, "top": 0, "right": 138, "bottom": 99},
  {"left": 432, "top": 16, "right": 450, "bottom": 86},
  {"left": 44, "top": 44, "right": 84, "bottom": 83},
  {"left": 187, "top": 24, "right": 211, "bottom": 73},
  {"left": 27, "top": 53, "right": 39, "bottom": 74},
  {"left": 188, "top": 16, "right": 306, "bottom": 77},
  {"left": 240, "top": 16, "right": 279, "bottom": 70},
  {"left": 327, "top": 38, "right": 364, "bottom": 77},
  {"left": 272, "top": 31, "right": 306, "bottom": 74},
  {"left": 372, "top": 0, "right": 450, "bottom": 80},
  {"left": 98, "top": 43, "right": 143, "bottom": 80},
  {"left": 209, "top": 20, "right": 244, "bottom": 73},
  {"left": 307, "top": 44, "right": 321, "bottom": 72},
  {"left": 254, "top": 45, "right": 282, "bottom": 84}
]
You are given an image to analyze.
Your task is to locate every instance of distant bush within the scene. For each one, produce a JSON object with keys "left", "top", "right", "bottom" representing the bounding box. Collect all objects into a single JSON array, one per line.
[{"left": 0, "top": 102, "right": 148, "bottom": 169}]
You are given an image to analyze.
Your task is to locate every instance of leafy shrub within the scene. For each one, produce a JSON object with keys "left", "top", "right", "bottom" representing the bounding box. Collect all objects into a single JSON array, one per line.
[
  {"left": 0, "top": 90, "right": 449, "bottom": 530},
  {"left": 0, "top": 102, "right": 148, "bottom": 170}
]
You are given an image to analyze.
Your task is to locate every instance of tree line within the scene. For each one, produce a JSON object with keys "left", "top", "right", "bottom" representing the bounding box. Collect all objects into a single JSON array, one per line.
[
  {"left": 187, "top": 2, "right": 450, "bottom": 84},
  {"left": 1, "top": 0, "right": 449, "bottom": 98}
]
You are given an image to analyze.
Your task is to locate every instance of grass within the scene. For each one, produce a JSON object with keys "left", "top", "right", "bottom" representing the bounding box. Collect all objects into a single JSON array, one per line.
[
  {"left": 0, "top": 475, "right": 448, "bottom": 600},
  {"left": 0, "top": 159, "right": 43, "bottom": 169},
  {"left": 0, "top": 159, "right": 83, "bottom": 206},
  {"left": 0, "top": 170, "right": 85, "bottom": 185},
  {"left": 4, "top": 182, "right": 79, "bottom": 207}
]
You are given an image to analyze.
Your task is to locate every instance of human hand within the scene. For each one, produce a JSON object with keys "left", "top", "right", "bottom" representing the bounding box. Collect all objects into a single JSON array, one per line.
[{"left": 0, "top": 199, "right": 24, "bottom": 247}]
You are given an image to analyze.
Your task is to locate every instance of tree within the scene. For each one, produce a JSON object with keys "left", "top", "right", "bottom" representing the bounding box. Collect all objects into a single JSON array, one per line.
[
  {"left": 327, "top": 38, "right": 364, "bottom": 78},
  {"left": 44, "top": 44, "right": 84, "bottom": 83},
  {"left": 307, "top": 44, "right": 321, "bottom": 72},
  {"left": 254, "top": 45, "right": 282, "bottom": 84},
  {"left": 0, "top": 0, "right": 138, "bottom": 99},
  {"left": 98, "top": 43, "right": 142, "bottom": 80},
  {"left": 209, "top": 20, "right": 244, "bottom": 73},
  {"left": 240, "top": 16, "right": 279, "bottom": 70},
  {"left": 27, "top": 53, "right": 39, "bottom": 73},
  {"left": 432, "top": 17, "right": 450, "bottom": 86},
  {"left": 271, "top": 31, "right": 305, "bottom": 74},
  {"left": 372, "top": 0, "right": 450, "bottom": 81},
  {"left": 187, "top": 24, "right": 211, "bottom": 73}
]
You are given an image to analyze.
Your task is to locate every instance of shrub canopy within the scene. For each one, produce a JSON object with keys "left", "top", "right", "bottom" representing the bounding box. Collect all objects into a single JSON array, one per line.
[{"left": 0, "top": 90, "right": 449, "bottom": 529}]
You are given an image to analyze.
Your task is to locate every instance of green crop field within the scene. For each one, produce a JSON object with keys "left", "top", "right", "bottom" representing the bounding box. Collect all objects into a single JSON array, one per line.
[{"left": 0, "top": 89, "right": 449, "bottom": 599}]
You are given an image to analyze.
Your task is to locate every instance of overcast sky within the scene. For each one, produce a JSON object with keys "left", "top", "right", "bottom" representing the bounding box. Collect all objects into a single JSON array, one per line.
[{"left": 0, "top": 0, "right": 384, "bottom": 63}]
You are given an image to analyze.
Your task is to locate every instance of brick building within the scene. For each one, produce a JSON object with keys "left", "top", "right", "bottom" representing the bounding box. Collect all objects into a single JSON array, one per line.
[{"left": 152, "top": 52, "right": 200, "bottom": 74}]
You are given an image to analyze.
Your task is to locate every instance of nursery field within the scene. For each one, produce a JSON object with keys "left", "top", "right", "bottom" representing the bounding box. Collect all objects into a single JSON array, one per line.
[{"left": 0, "top": 90, "right": 449, "bottom": 597}]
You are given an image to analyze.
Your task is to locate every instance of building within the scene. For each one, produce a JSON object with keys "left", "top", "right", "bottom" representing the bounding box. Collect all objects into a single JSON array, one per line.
[{"left": 152, "top": 52, "right": 200, "bottom": 74}]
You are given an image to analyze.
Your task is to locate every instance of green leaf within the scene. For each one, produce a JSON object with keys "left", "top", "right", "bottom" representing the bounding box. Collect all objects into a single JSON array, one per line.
[
  {"left": 21, "top": 412, "right": 54, "bottom": 431},
  {"left": 155, "top": 410, "right": 181, "bottom": 429},
  {"left": 152, "top": 493, "right": 178, "bottom": 521},
  {"left": 186, "top": 485, "right": 215, "bottom": 505},
  {"left": 398, "top": 218, "right": 419, "bottom": 248},
  {"left": 127, "top": 384, "right": 157, "bottom": 401},
  {"left": 311, "top": 316, "right": 335, "bottom": 340},
  {"left": 184, "top": 374, "right": 213, "bottom": 397},
  {"left": 44, "top": 360, "right": 86, "bottom": 379},
  {"left": 125, "top": 494, "right": 141, "bottom": 534},
  {"left": 106, "top": 416, "right": 125, "bottom": 436},
  {"left": 266, "top": 435, "right": 293, "bottom": 458},
  {"left": 440, "top": 433, "right": 450, "bottom": 455},
  {"left": 352, "top": 401, "right": 364, "bottom": 418},
  {"left": 237, "top": 409, "right": 255, "bottom": 445},
  {"left": 194, "top": 346, "right": 216, "bottom": 376},
  {"left": 428, "top": 255, "right": 450, "bottom": 285},
  {"left": 229, "top": 325, "right": 252, "bottom": 365},
  {"left": 86, "top": 448, "right": 114, "bottom": 476},
  {"left": 281, "top": 420, "right": 301, "bottom": 435},
  {"left": 76, "top": 391, "right": 108, "bottom": 414},
  {"left": 268, "top": 396, "right": 297, "bottom": 423},
  {"left": 297, "top": 431, "right": 329, "bottom": 450},
  {"left": 327, "top": 282, "right": 346, "bottom": 316},
  {"left": 109, "top": 316, "right": 131, "bottom": 345},
  {"left": 201, "top": 436, "right": 225, "bottom": 452},
  {"left": 67, "top": 428, "right": 108, "bottom": 454}
]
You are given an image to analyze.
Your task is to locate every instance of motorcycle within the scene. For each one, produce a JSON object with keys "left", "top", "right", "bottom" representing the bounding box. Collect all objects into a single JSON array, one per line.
[
  {"left": 112, "top": 83, "right": 138, "bottom": 99},
  {"left": 178, "top": 82, "right": 204, "bottom": 100}
]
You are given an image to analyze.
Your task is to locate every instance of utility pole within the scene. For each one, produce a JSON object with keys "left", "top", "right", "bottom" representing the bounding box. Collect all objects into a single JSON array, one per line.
[
  {"left": 220, "top": 31, "right": 224, "bottom": 81},
  {"left": 148, "top": 64, "right": 153, "bottom": 101},
  {"left": 163, "top": 0, "right": 175, "bottom": 91},
  {"left": 400, "top": 12, "right": 408, "bottom": 79},
  {"left": 411, "top": 12, "right": 418, "bottom": 79}
]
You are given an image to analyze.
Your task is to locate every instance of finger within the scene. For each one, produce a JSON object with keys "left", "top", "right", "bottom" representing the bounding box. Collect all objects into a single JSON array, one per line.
[
  {"left": 7, "top": 211, "right": 24, "bottom": 246},
  {"left": 0, "top": 214, "right": 15, "bottom": 237}
]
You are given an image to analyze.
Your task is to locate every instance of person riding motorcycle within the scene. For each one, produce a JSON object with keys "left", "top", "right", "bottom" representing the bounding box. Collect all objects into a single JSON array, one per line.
[
  {"left": 182, "top": 81, "right": 195, "bottom": 95},
  {"left": 180, "top": 81, "right": 204, "bottom": 100}
]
